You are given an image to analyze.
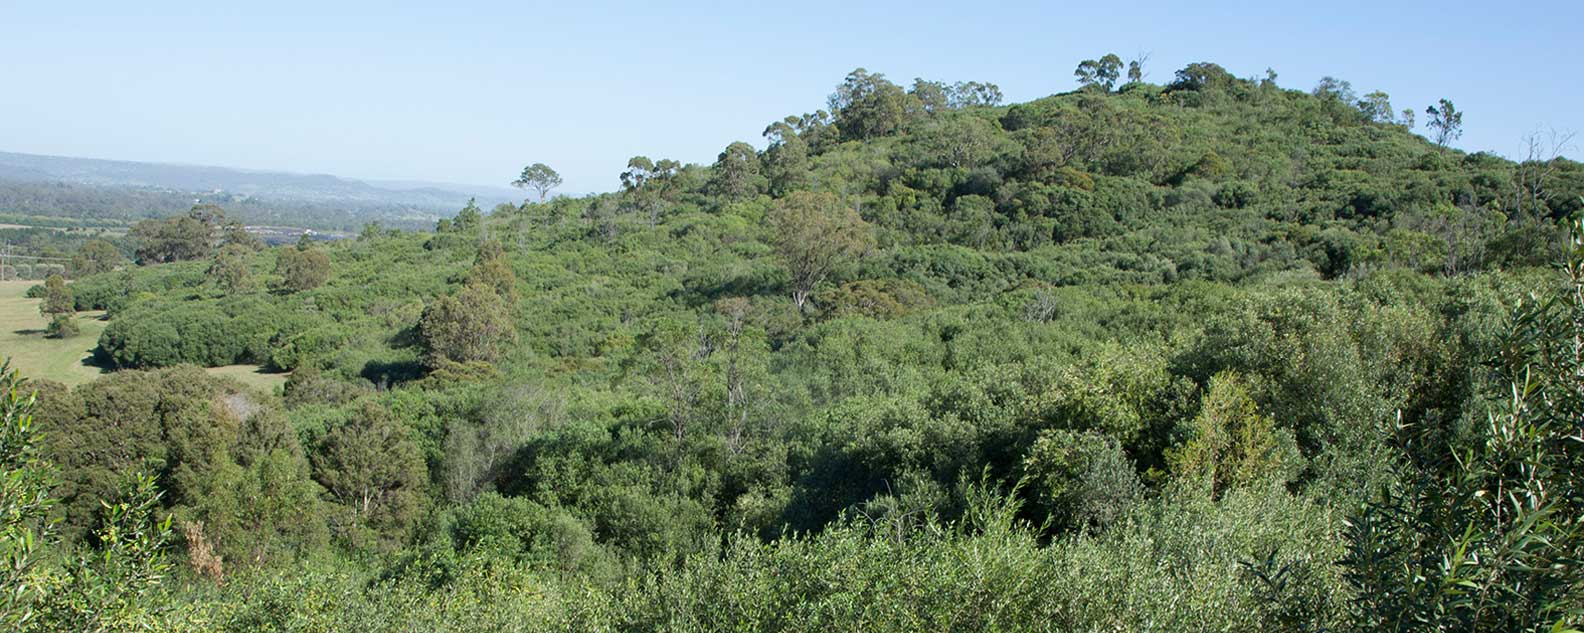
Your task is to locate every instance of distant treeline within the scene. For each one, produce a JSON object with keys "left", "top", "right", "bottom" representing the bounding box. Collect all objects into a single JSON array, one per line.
[{"left": 0, "top": 178, "right": 440, "bottom": 231}]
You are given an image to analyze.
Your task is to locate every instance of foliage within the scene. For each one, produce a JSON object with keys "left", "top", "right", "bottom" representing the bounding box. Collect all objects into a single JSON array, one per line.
[
  {"left": 707, "top": 141, "right": 768, "bottom": 202},
  {"left": 1075, "top": 53, "right": 1124, "bottom": 91},
  {"left": 30, "top": 275, "right": 79, "bottom": 340},
  {"left": 512, "top": 163, "right": 563, "bottom": 202},
  {"left": 1167, "top": 371, "right": 1301, "bottom": 497},
  {"left": 1338, "top": 217, "right": 1584, "bottom": 632},
  {"left": 71, "top": 239, "right": 124, "bottom": 277},
  {"left": 829, "top": 68, "right": 915, "bottom": 140},
  {"left": 1426, "top": 98, "right": 1464, "bottom": 147},
  {"left": 1022, "top": 428, "right": 1143, "bottom": 531},
  {"left": 767, "top": 190, "right": 875, "bottom": 311},
  {"left": 311, "top": 401, "right": 428, "bottom": 548},
  {"left": 272, "top": 246, "right": 331, "bottom": 293},
  {"left": 207, "top": 244, "right": 255, "bottom": 293},
  {"left": 43, "top": 315, "right": 79, "bottom": 339},
  {"left": 96, "top": 302, "right": 274, "bottom": 369},
  {"left": 36, "top": 275, "right": 72, "bottom": 319},
  {"left": 12, "top": 61, "right": 1584, "bottom": 630},
  {"left": 419, "top": 282, "right": 516, "bottom": 366},
  {"left": 29, "top": 473, "right": 178, "bottom": 632},
  {"left": 0, "top": 368, "right": 184, "bottom": 632},
  {"left": 464, "top": 239, "right": 517, "bottom": 301},
  {"left": 0, "top": 361, "right": 55, "bottom": 629},
  {"left": 130, "top": 207, "right": 218, "bottom": 264}
]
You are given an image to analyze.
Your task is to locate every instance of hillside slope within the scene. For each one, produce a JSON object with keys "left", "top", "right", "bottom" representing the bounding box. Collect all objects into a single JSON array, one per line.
[{"left": 15, "top": 62, "right": 1584, "bottom": 630}]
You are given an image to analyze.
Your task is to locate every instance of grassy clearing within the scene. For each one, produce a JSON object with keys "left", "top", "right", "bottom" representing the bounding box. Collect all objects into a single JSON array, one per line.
[
  {"left": 0, "top": 280, "right": 284, "bottom": 389},
  {"left": 0, "top": 279, "right": 109, "bottom": 385},
  {"left": 204, "top": 363, "right": 289, "bottom": 393}
]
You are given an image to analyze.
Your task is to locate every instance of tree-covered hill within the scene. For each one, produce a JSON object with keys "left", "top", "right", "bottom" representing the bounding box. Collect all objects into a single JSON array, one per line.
[{"left": 4, "top": 60, "right": 1582, "bottom": 631}]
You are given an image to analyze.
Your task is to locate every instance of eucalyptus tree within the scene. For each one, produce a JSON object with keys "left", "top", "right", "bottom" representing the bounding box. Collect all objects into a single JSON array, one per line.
[
  {"left": 512, "top": 163, "right": 563, "bottom": 202},
  {"left": 621, "top": 156, "right": 681, "bottom": 226},
  {"left": 1426, "top": 99, "right": 1463, "bottom": 147},
  {"left": 1074, "top": 54, "right": 1123, "bottom": 92},
  {"left": 708, "top": 141, "right": 767, "bottom": 202},
  {"left": 829, "top": 68, "right": 916, "bottom": 140},
  {"left": 71, "top": 239, "right": 123, "bottom": 276},
  {"left": 762, "top": 119, "right": 812, "bottom": 196}
]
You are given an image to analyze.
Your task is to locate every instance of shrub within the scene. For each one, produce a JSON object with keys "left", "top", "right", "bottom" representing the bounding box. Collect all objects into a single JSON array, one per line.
[
  {"left": 44, "top": 314, "right": 79, "bottom": 339},
  {"left": 1022, "top": 429, "right": 1143, "bottom": 532},
  {"left": 273, "top": 247, "right": 331, "bottom": 293},
  {"left": 419, "top": 283, "right": 516, "bottom": 366}
]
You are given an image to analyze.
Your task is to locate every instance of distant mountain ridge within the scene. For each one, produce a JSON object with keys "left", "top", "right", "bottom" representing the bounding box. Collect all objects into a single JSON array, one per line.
[{"left": 0, "top": 150, "right": 524, "bottom": 210}]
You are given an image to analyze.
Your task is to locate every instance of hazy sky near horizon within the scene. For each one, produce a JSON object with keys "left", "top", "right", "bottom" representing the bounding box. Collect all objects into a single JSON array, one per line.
[{"left": 2, "top": 1, "right": 1579, "bottom": 194}]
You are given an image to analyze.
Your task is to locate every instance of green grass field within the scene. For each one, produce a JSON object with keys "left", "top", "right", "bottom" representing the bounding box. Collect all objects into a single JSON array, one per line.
[
  {"left": 0, "top": 280, "right": 286, "bottom": 391},
  {"left": 0, "top": 279, "right": 110, "bottom": 385},
  {"left": 203, "top": 363, "right": 289, "bottom": 392}
]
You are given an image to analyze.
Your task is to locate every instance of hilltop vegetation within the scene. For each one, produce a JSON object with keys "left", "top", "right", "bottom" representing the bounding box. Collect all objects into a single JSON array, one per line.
[{"left": 3, "top": 60, "right": 1583, "bottom": 631}]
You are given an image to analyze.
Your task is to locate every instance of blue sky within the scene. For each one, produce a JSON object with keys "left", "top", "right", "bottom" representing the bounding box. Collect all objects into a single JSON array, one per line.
[{"left": 1, "top": 1, "right": 1579, "bottom": 193}]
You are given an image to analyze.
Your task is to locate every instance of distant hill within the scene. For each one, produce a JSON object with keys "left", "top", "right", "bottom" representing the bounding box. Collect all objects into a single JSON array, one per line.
[{"left": 0, "top": 151, "right": 528, "bottom": 230}]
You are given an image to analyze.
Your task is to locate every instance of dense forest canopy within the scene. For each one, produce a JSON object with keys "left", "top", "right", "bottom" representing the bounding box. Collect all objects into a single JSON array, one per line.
[{"left": 3, "top": 58, "right": 1583, "bottom": 631}]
